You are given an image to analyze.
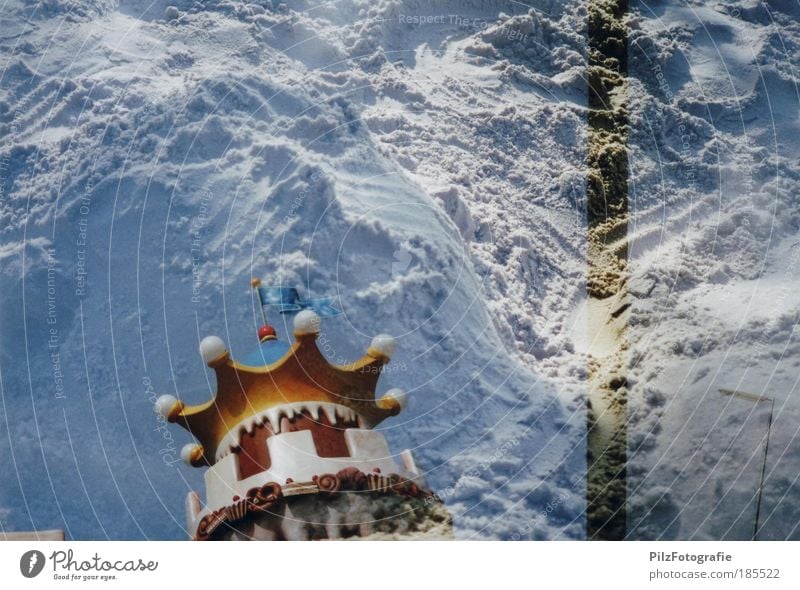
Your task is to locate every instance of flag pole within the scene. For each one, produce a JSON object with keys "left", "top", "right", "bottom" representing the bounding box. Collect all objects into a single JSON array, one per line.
[
  {"left": 752, "top": 398, "right": 774, "bottom": 541},
  {"left": 251, "top": 277, "right": 268, "bottom": 326},
  {"left": 720, "top": 389, "right": 774, "bottom": 540}
]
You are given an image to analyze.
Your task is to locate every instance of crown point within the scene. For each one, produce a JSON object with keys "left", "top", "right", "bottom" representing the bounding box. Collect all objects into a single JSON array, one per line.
[
  {"left": 294, "top": 309, "right": 321, "bottom": 337},
  {"left": 181, "top": 443, "right": 205, "bottom": 467},
  {"left": 258, "top": 324, "right": 277, "bottom": 342},
  {"left": 368, "top": 334, "right": 396, "bottom": 360},
  {"left": 377, "top": 388, "right": 407, "bottom": 411},
  {"left": 155, "top": 394, "right": 183, "bottom": 420},
  {"left": 199, "top": 335, "right": 229, "bottom": 366}
]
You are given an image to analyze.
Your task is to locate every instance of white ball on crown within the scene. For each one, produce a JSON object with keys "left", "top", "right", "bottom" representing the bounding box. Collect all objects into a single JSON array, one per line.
[
  {"left": 199, "top": 335, "right": 227, "bottom": 365},
  {"left": 294, "top": 309, "right": 321, "bottom": 336},
  {"left": 381, "top": 388, "right": 408, "bottom": 409},
  {"left": 181, "top": 443, "right": 203, "bottom": 466},
  {"left": 370, "top": 334, "right": 396, "bottom": 359},
  {"left": 155, "top": 394, "right": 180, "bottom": 419}
]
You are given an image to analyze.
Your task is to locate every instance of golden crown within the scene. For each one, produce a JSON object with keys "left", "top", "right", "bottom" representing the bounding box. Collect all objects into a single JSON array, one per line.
[{"left": 155, "top": 297, "right": 405, "bottom": 467}]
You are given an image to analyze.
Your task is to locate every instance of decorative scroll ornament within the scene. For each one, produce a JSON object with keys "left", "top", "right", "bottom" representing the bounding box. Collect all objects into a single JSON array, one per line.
[
  {"left": 193, "top": 470, "right": 441, "bottom": 540},
  {"left": 195, "top": 483, "right": 283, "bottom": 541}
]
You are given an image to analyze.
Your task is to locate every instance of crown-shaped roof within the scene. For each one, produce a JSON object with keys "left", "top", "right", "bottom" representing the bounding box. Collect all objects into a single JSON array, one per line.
[{"left": 156, "top": 311, "right": 404, "bottom": 466}]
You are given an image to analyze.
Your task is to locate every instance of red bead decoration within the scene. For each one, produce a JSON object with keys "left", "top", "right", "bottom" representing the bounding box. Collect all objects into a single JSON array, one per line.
[{"left": 258, "top": 324, "right": 277, "bottom": 341}]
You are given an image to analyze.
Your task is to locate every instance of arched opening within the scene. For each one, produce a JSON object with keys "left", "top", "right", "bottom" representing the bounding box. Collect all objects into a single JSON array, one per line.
[{"left": 234, "top": 408, "right": 358, "bottom": 480}]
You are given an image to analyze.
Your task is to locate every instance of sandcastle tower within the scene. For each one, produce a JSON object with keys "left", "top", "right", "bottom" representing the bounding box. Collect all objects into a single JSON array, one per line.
[{"left": 155, "top": 279, "right": 450, "bottom": 540}]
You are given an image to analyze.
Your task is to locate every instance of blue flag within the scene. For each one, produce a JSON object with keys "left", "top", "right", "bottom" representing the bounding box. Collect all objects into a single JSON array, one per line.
[{"left": 257, "top": 286, "right": 342, "bottom": 317}]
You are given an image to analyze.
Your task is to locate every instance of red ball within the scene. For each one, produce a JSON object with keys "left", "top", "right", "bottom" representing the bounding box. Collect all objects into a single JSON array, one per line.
[{"left": 258, "top": 325, "right": 277, "bottom": 341}]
